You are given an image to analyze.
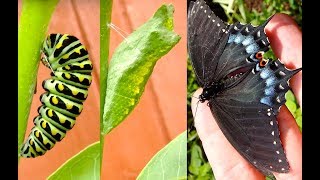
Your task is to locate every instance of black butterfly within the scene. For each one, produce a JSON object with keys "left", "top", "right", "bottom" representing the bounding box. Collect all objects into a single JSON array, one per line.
[{"left": 187, "top": 0, "right": 301, "bottom": 176}]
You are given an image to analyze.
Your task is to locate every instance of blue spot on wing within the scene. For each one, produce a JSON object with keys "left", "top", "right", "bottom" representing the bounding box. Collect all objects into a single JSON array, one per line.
[
  {"left": 228, "top": 34, "right": 236, "bottom": 43},
  {"left": 245, "top": 43, "right": 259, "bottom": 54},
  {"left": 242, "top": 35, "right": 254, "bottom": 46},
  {"left": 266, "top": 76, "right": 277, "bottom": 86},
  {"left": 260, "top": 96, "right": 273, "bottom": 106},
  {"left": 260, "top": 68, "right": 272, "bottom": 79},
  {"left": 264, "top": 87, "right": 275, "bottom": 96},
  {"left": 234, "top": 33, "right": 245, "bottom": 44}
]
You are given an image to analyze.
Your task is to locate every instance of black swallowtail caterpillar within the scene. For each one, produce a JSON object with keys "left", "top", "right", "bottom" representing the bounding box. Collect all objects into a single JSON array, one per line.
[{"left": 20, "top": 33, "right": 93, "bottom": 158}]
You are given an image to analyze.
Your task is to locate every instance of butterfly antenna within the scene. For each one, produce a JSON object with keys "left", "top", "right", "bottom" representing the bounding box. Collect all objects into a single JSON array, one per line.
[{"left": 107, "top": 22, "right": 130, "bottom": 43}]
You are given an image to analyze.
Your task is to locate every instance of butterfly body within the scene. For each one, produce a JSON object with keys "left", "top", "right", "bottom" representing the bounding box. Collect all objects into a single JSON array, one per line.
[{"left": 188, "top": 0, "right": 301, "bottom": 176}]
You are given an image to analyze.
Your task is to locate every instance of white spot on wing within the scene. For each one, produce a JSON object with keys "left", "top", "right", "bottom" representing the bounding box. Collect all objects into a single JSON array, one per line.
[
  {"left": 279, "top": 159, "right": 282, "bottom": 163},
  {"left": 270, "top": 121, "right": 273, "bottom": 126},
  {"left": 276, "top": 151, "right": 280, "bottom": 154},
  {"left": 217, "top": 23, "right": 220, "bottom": 27},
  {"left": 282, "top": 168, "right": 285, "bottom": 171},
  {"left": 257, "top": 31, "right": 261, "bottom": 37},
  {"left": 204, "top": 10, "right": 207, "bottom": 13},
  {"left": 279, "top": 71, "right": 286, "bottom": 76},
  {"left": 273, "top": 141, "right": 277, "bottom": 145},
  {"left": 267, "top": 112, "right": 272, "bottom": 116},
  {"left": 200, "top": 6, "right": 203, "bottom": 9},
  {"left": 208, "top": 15, "right": 211, "bottom": 18},
  {"left": 279, "top": 84, "right": 284, "bottom": 90},
  {"left": 272, "top": 131, "right": 274, "bottom": 136}
]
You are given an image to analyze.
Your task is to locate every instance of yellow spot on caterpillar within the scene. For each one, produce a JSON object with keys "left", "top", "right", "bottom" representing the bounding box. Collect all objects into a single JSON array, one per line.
[
  {"left": 30, "top": 139, "right": 34, "bottom": 145},
  {"left": 74, "top": 47, "right": 82, "bottom": 54},
  {"left": 62, "top": 54, "right": 69, "bottom": 59},
  {"left": 58, "top": 84, "right": 64, "bottom": 91},
  {"left": 42, "top": 121, "right": 47, "bottom": 128},
  {"left": 72, "top": 90, "right": 78, "bottom": 96},
  {"left": 56, "top": 42, "right": 62, "bottom": 49},
  {"left": 59, "top": 117, "right": 66, "bottom": 124},
  {"left": 66, "top": 104, "right": 73, "bottom": 110},
  {"left": 48, "top": 109, "right": 53, "bottom": 117},
  {"left": 52, "top": 96, "right": 59, "bottom": 105},
  {"left": 78, "top": 76, "right": 84, "bottom": 82},
  {"left": 80, "top": 64, "right": 84, "bottom": 68},
  {"left": 35, "top": 130, "right": 40, "bottom": 138},
  {"left": 35, "top": 145, "right": 41, "bottom": 152},
  {"left": 65, "top": 65, "right": 71, "bottom": 70},
  {"left": 65, "top": 73, "right": 71, "bottom": 79},
  {"left": 51, "top": 129, "right": 57, "bottom": 136}
]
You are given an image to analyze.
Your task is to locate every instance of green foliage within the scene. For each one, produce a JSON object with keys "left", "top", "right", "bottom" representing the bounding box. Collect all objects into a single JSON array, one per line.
[
  {"left": 137, "top": 131, "right": 187, "bottom": 180},
  {"left": 102, "top": 4, "right": 181, "bottom": 135},
  {"left": 18, "top": 0, "right": 60, "bottom": 162},
  {"left": 47, "top": 141, "right": 100, "bottom": 180},
  {"left": 187, "top": 0, "right": 302, "bottom": 179}
]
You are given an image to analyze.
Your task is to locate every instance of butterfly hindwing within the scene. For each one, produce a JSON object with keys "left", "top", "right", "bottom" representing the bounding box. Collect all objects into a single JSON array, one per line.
[{"left": 210, "top": 59, "right": 300, "bottom": 175}]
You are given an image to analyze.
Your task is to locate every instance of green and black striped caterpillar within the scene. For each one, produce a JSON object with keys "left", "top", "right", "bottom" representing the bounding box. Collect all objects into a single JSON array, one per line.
[{"left": 20, "top": 33, "right": 93, "bottom": 158}]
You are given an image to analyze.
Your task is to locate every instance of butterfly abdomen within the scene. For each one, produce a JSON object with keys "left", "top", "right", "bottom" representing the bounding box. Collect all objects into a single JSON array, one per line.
[{"left": 20, "top": 34, "right": 93, "bottom": 158}]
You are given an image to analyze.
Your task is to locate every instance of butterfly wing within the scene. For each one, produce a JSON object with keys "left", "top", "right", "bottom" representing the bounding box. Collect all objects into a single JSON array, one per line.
[
  {"left": 188, "top": 0, "right": 272, "bottom": 86},
  {"left": 209, "top": 59, "right": 301, "bottom": 176},
  {"left": 187, "top": 0, "right": 230, "bottom": 86}
]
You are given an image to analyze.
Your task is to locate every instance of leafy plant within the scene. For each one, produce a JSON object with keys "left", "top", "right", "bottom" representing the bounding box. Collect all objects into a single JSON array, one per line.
[
  {"left": 101, "top": 4, "right": 181, "bottom": 135},
  {"left": 137, "top": 131, "right": 187, "bottom": 180},
  {"left": 100, "top": 2, "right": 185, "bottom": 179}
]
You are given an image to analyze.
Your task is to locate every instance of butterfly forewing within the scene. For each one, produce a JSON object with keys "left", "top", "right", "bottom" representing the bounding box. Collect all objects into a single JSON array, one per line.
[{"left": 187, "top": 0, "right": 229, "bottom": 86}]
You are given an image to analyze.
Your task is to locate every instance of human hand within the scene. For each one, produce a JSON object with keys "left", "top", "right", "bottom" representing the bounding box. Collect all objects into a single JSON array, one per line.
[{"left": 191, "top": 13, "right": 302, "bottom": 180}]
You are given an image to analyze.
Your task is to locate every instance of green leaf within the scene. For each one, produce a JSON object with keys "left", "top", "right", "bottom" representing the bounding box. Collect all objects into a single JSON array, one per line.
[
  {"left": 285, "top": 90, "right": 296, "bottom": 102},
  {"left": 137, "top": 131, "right": 187, "bottom": 180},
  {"left": 47, "top": 141, "right": 100, "bottom": 180},
  {"left": 18, "top": 0, "right": 60, "bottom": 162},
  {"left": 296, "top": 115, "right": 302, "bottom": 131},
  {"left": 102, "top": 4, "right": 181, "bottom": 135},
  {"left": 285, "top": 100, "right": 297, "bottom": 116},
  {"left": 198, "top": 163, "right": 212, "bottom": 176},
  {"left": 189, "top": 144, "right": 203, "bottom": 175}
]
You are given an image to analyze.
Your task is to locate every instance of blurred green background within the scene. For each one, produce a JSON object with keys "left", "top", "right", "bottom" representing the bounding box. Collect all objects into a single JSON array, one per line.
[{"left": 187, "top": 0, "right": 302, "bottom": 179}]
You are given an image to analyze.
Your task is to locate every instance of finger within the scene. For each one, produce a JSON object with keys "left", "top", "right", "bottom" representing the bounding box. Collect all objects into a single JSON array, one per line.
[
  {"left": 191, "top": 89, "right": 265, "bottom": 180},
  {"left": 266, "top": 13, "right": 302, "bottom": 108},
  {"left": 266, "top": 14, "right": 302, "bottom": 179},
  {"left": 273, "top": 106, "right": 302, "bottom": 180}
]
